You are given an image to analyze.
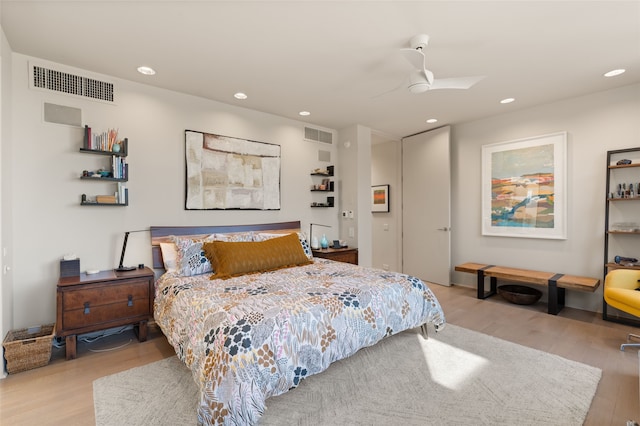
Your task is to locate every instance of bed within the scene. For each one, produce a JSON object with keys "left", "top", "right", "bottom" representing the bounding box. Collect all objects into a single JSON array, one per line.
[{"left": 151, "top": 221, "right": 446, "bottom": 425}]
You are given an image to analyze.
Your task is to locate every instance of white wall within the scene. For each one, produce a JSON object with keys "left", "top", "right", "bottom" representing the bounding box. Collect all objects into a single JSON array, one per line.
[
  {"left": 338, "top": 125, "right": 371, "bottom": 266},
  {"left": 7, "top": 54, "right": 340, "bottom": 329},
  {"left": 371, "top": 140, "right": 401, "bottom": 271},
  {"left": 0, "top": 23, "right": 13, "bottom": 378},
  {"left": 451, "top": 83, "right": 640, "bottom": 312}
]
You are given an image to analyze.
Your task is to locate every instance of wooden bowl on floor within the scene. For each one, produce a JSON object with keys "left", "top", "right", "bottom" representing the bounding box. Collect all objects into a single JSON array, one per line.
[{"left": 497, "top": 284, "right": 542, "bottom": 305}]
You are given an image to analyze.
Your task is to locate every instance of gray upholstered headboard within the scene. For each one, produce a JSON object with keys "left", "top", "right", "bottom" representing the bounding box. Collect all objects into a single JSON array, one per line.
[{"left": 149, "top": 221, "right": 301, "bottom": 269}]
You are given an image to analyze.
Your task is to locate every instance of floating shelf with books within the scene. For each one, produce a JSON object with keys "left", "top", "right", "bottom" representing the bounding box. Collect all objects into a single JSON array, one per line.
[
  {"left": 80, "top": 186, "right": 128, "bottom": 206},
  {"left": 79, "top": 125, "right": 129, "bottom": 207}
]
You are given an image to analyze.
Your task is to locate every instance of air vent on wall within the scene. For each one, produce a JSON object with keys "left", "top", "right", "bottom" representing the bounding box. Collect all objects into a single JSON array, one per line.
[
  {"left": 30, "top": 63, "right": 115, "bottom": 103},
  {"left": 304, "top": 126, "right": 333, "bottom": 144}
]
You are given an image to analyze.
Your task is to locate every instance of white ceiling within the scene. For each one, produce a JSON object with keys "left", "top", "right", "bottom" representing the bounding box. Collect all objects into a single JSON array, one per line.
[{"left": 2, "top": 1, "right": 639, "bottom": 140}]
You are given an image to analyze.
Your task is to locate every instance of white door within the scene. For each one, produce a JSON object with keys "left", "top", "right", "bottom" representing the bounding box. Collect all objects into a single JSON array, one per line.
[{"left": 402, "top": 126, "right": 451, "bottom": 286}]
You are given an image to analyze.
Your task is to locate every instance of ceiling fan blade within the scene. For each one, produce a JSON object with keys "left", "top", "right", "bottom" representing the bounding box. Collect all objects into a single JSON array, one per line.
[
  {"left": 429, "top": 75, "right": 485, "bottom": 90},
  {"left": 424, "top": 68, "right": 434, "bottom": 86},
  {"left": 400, "top": 48, "right": 425, "bottom": 71},
  {"left": 371, "top": 77, "right": 409, "bottom": 99}
]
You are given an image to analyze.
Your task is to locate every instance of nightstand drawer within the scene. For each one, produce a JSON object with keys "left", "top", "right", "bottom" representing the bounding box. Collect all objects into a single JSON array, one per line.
[
  {"left": 326, "top": 252, "right": 357, "bottom": 264},
  {"left": 62, "top": 280, "right": 149, "bottom": 310},
  {"left": 62, "top": 299, "right": 149, "bottom": 329},
  {"left": 312, "top": 247, "right": 358, "bottom": 265}
]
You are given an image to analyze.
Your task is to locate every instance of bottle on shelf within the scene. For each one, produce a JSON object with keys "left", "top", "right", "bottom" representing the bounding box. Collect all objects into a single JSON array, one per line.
[{"left": 320, "top": 234, "right": 329, "bottom": 249}]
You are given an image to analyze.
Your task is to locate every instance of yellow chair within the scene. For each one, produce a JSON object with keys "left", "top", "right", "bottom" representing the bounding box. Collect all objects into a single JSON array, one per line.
[{"left": 604, "top": 269, "right": 640, "bottom": 351}]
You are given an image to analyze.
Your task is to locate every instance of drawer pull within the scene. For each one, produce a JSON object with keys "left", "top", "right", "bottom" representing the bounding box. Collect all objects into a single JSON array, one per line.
[
  {"left": 127, "top": 295, "right": 133, "bottom": 307},
  {"left": 83, "top": 302, "right": 90, "bottom": 314}
]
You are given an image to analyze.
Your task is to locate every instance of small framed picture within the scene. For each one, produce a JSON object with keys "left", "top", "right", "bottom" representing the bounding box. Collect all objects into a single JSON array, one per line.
[{"left": 371, "top": 185, "right": 390, "bottom": 213}]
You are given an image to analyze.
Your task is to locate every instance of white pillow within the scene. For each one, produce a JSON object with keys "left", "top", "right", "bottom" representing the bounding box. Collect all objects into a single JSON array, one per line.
[
  {"left": 211, "top": 232, "right": 254, "bottom": 242},
  {"left": 159, "top": 242, "right": 179, "bottom": 274}
]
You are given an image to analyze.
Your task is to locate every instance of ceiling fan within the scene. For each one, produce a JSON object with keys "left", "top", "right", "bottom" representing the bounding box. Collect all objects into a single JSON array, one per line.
[{"left": 400, "top": 34, "right": 485, "bottom": 94}]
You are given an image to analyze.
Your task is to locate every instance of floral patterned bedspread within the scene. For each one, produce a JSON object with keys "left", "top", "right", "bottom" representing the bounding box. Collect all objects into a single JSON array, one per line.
[{"left": 154, "top": 258, "right": 446, "bottom": 425}]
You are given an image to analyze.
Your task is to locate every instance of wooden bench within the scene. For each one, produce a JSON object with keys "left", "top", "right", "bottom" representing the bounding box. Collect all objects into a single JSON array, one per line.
[{"left": 454, "top": 262, "right": 601, "bottom": 315}]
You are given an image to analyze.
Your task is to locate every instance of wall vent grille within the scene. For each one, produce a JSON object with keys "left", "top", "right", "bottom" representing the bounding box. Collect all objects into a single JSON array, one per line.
[
  {"left": 31, "top": 65, "right": 114, "bottom": 103},
  {"left": 304, "top": 126, "right": 333, "bottom": 144}
]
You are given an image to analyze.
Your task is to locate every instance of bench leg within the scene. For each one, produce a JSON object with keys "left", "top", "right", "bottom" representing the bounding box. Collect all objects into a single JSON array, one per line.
[
  {"left": 476, "top": 267, "right": 497, "bottom": 299},
  {"left": 548, "top": 274, "right": 565, "bottom": 315},
  {"left": 420, "top": 323, "right": 429, "bottom": 339}
]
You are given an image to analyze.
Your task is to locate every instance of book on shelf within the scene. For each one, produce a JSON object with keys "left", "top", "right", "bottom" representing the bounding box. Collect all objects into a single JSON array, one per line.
[
  {"left": 83, "top": 127, "right": 124, "bottom": 152},
  {"left": 117, "top": 183, "right": 127, "bottom": 204},
  {"left": 83, "top": 125, "right": 91, "bottom": 150},
  {"left": 106, "top": 154, "right": 128, "bottom": 180},
  {"left": 96, "top": 195, "right": 116, "bottom": 204}
]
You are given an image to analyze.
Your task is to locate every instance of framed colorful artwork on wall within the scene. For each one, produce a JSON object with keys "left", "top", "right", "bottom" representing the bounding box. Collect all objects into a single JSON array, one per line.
[
  {"left": 481, "top": 132, "right": 567, "bottom": 239},
  {"left": 371, "top": 184, "right": 390, "bottom": 213}
]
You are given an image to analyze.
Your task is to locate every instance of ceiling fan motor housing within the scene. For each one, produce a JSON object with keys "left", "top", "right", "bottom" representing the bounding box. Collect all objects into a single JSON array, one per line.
[
  {"left": 408, "top": 70, "right": 431, "bottom": 93},
  {"left": 409, "top": 34, "right": 430, "bottom": 50},
  {"left": 408, "top": 81, "right": 430, "bottom": 94}
]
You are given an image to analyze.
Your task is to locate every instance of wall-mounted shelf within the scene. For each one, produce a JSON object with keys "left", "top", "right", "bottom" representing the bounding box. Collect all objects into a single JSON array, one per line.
[
  {"left": 78, "top": 132, "right": 129, "bottom": 207},
  {"left": 79, "top": 148, "right": 127, "bottom": 157},
  {"left": 80, "top": 201, "right": 128, "bottom": 207},
  {"left": 80, "top": 176, "right": 127, "bottom": 183},
  {"left": 310, "top": 165, "right": 335, "bottom": 208}
]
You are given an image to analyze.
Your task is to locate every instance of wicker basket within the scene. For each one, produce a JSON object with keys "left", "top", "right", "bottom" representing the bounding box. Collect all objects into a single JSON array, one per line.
[{"left": 3, "top": 324, "right": 55, "bottom": 374}]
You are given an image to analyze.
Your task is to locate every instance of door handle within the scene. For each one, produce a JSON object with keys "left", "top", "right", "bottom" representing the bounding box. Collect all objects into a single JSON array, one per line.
[{"left": 436, "top": 227, "right": 450, "bottom": 231}]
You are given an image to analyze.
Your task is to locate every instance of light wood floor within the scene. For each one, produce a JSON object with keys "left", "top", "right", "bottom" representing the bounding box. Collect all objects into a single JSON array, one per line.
[{"left": 1, "top": 284, "right": 638, "bottom": 425}]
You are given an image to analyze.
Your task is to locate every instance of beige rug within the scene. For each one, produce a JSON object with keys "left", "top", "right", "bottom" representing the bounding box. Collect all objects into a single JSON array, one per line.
[{"left": 94, "top": 324, "right": 601, "bottom": 425}]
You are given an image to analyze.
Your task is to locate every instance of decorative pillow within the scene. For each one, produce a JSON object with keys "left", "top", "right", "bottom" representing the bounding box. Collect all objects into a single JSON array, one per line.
[
  {"left": 212, "top": 232, "right": 254, "bottom": 242},
  {"left": 171, "top": 235, "right": 214, "bottom": 277},
  {"left": 254, "top": 232, "right": 313, "bottom": 260},
  {"left": 203, "top": 232, "right": 312, "bottom": 280},
  {"left": 164, "top": 232, "right": 255, "bottom": 277},
  {"left": 159, "top": 242, "right": 179, "bottom": 274}
]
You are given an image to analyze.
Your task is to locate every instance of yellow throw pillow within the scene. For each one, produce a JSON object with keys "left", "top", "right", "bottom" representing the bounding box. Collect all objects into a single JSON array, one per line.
[{"left": 203, "top": 232, "right": 312, "bottom": 280}]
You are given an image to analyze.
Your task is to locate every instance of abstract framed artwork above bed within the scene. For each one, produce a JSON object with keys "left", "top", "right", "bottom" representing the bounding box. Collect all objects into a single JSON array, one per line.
[
  {"left": 150, "top": 221, "right": 446, "bottom": 425},
  {"left": 184, "top": 130, "right": 281, "bottom": 210}
]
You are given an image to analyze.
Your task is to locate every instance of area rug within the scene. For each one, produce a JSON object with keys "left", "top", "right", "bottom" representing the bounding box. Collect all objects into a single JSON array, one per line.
[{"left": 93, "top": 324, "right": 601, "bottom": 425}]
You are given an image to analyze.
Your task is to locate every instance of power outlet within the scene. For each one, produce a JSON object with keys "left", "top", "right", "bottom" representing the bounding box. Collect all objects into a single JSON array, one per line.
[{"left": 349, "top": 227, "right": 355, "bottom": 238}]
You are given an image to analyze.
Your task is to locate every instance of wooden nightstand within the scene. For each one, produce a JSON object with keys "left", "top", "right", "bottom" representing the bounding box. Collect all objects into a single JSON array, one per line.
[
  {"left": 56, "top": 267, "right": 155, "bottom": 360},
  {"left": 312, "top": 247, "right": 358, "bottom": 265}
]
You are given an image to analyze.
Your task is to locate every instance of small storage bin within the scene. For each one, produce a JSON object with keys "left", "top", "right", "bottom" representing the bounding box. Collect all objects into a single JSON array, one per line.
[{"left": 3, "top": 323, "right": 55, "bottom": 374}]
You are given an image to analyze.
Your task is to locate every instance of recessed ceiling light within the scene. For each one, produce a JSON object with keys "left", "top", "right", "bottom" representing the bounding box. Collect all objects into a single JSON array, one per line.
[
  {"left": 426, "top": 118, "right": 438, "bottom": 124},
  {"left": 137, "top": 66, "right": 156, "bottom": 76},
  {"left": 299, "top": 111, "right": 310, "bottom": 116},
  {"left": 604, "top": 69, "right": 625, "bottom": 77},
  {"left": 234, "top": 92, "right": 248, "bottom": 100},
  {"left": 500, "top": 98, "right": 515, "bottom": 104}
]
